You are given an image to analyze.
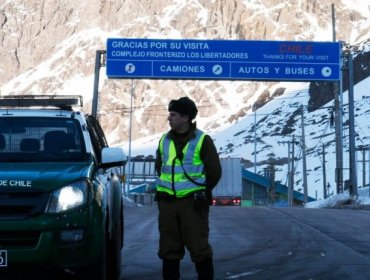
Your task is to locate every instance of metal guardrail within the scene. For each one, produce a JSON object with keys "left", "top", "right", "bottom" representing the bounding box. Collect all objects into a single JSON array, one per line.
[{"left": 124, "top": 194, "right": 156, "bottom": 207}]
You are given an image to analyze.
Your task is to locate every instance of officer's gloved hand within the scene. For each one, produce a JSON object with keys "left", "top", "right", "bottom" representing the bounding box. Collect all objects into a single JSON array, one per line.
[{"left": 193, "top": 191, "right": 209, "bottom": 213}]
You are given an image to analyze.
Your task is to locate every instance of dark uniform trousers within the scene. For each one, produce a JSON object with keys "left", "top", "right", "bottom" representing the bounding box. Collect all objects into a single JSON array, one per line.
[{"left": 158, "top": 194, "right": 214, "bottom": 280}]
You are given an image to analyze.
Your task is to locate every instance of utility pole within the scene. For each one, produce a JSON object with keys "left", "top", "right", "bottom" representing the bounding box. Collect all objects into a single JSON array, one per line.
[
  {"left": 300, "top": 105, "right": 308, "bottom": 203},
  {"left": 126, "top": 80, "right": 136, "bottom": 196},
  {"left": 331, "top": 4, "right": 336, "bottom": 42},
  {"left": 347, "top": 52, "right": 357, "bottom": 197},
  {"left": 269, "top": 159, "right": 276, "bottom": 203},
  {"left": 332, "top": 4, "right": 344, "bottom": 195},
  {"left": 253, "top": 103, "right": 257, "bottom": 174},
  {"left": 291, "top": 135, "right": 295, "bottom": 207},
  {"left": 92, "top": 50, "right": 106, "bottom": 117},
  {"left": 334, "top": 57, "right": 344, "bottom": 194},
  {"left": 322, "top": 144, "right": 327, "bottom": 199},
  {"left": 287, "top": 141, "right": 292, "bottom": 207},
  {"left": 279, "top": 138, "right": 297, "bottom": 207},
  {"left": 362, "top": 149, "right": 366, "bottom": 188}
]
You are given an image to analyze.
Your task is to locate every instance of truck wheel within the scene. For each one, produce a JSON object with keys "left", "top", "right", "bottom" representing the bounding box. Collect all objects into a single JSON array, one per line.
[{"left": 107, "top": 204, "right": 123, "bottom": 279}]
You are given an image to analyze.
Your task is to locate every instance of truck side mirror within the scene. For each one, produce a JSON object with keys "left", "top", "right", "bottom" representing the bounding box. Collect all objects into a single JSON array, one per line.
[{"left": 101, "top": 147, "right": 127, "bottom": 167}]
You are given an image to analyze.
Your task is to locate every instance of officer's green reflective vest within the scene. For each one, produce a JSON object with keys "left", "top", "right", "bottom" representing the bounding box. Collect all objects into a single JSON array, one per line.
[{"left": 156, "top": 129, "right": 206, "bottom": 197}]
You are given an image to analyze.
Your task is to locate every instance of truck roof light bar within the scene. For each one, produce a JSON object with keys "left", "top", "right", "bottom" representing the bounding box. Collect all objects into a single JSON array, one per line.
[{"left": 0, "top": 95, "right": 83, "bottom": 110}]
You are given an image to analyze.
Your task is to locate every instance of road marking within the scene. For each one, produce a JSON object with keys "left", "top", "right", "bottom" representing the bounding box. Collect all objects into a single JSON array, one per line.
[{"left": 225, "top": 269, "right": 263, "bottom": 279}]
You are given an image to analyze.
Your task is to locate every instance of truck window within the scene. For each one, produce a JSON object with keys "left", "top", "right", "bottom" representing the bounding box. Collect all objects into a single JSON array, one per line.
[{"left": 0, "top": 117, "right": 87, "bottom": 162}]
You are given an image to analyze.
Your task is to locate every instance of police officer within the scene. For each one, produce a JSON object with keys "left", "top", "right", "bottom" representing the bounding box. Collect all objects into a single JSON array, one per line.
[{"left": 155, "top": 96, "right": 222, "bottom": 280}]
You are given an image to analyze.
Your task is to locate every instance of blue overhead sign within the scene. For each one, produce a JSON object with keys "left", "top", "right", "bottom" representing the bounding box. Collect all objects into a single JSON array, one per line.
[{"left": 106, "top": 38, "right": 341, "bottom": 81}]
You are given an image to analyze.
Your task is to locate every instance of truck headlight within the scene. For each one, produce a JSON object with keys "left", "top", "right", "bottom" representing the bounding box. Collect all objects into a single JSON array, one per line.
[{"left": 46, "top": 181, "right": 88, "bottom": 213}]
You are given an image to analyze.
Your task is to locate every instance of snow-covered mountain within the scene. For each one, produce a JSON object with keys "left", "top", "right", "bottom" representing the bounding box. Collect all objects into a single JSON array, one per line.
[
  {"left": 130, "top": 75, "right": 370, "bottom": 200},
  {"left": 1, "top": 0, "right": 370, "bottom": 199}
]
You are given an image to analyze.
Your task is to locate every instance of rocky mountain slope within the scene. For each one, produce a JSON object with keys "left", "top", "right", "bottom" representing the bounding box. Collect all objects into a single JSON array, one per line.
[{"left": 1, "top": 0, "right": 369, "bottom": 141}]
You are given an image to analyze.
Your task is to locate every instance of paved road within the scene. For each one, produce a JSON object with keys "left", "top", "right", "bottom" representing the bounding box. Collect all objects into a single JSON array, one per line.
[
  {"left": 120, "top": 205, "right": 370, "bottom": 280},
  {"left": 2, "top": 205, "right": 369, "bottom": 279}
]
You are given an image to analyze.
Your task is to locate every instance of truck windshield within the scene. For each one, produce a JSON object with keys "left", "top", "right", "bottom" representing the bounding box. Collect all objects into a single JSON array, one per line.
[{"left": 0, "top": 117, "right": 87, "bottom": 162}]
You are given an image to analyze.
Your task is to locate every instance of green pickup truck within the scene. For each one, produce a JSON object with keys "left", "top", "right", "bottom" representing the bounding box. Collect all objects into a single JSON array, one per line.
[{"left": 0, "top": 95, "right": 126, "bottom": 280}]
